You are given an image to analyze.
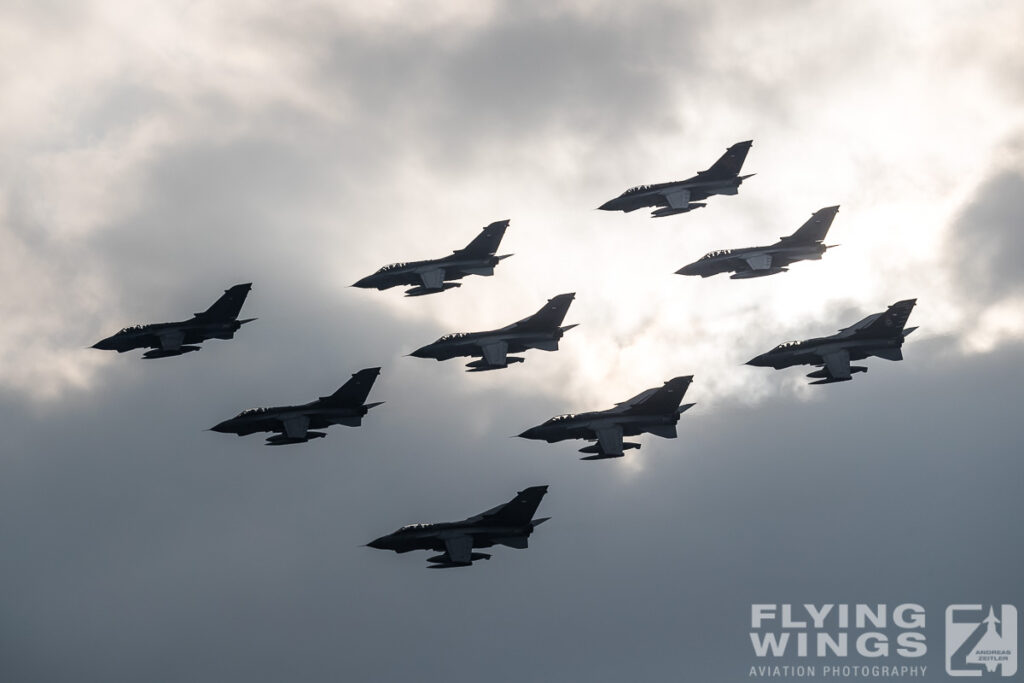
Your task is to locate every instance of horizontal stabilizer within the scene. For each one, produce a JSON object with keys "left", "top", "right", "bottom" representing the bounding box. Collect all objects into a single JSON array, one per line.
[
  {"left": 495, "top": 536, "right": 528, "bottom": 549},
  {"left": 647, "top": 424, "right": 677, "bottom": 439},
  {"left": 531, "top": 517, "right": 551, "bottom": 527},
  {"left": 873, "top": 348, "right": 903, "bottom": 361},
  {"left": 677, "top": 402, "right": 696, "bottom": 416},
  {"left": 903, "top": 326, "right": 918, "bottom": 337}
]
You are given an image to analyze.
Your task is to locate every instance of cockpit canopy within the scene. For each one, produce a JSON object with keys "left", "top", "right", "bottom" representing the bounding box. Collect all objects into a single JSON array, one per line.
[
  {"left": 772, "top": 341, "right": 801, "bottom": 351},
  {"left": 396, "top": 523, "right": 433, "bottom": 533},
  {"left": 544, "top": 414, "right": 577, "bottom": 425},
  {"left": 700, "top": 249, "right": 733, "bottom": 260},
  {"left": 237, "top": 407, "right": 270, "bottom": 417},
  {"left": 623, "top": 184, "right": 655, "bottom": 196},
  {"left": 438, "top": 332, "right": 469, "bottom": 343},
  {"left": 118, "top": 324, "right": 150, "bottom": 334},
  {"left": 376, "top": 262, "right": 409, "bottom": 273}
]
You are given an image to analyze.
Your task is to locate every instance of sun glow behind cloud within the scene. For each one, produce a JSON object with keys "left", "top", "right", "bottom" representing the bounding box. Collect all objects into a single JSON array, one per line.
[{"left": 0, "top": 0, "right": 1021, "bottom": 407}]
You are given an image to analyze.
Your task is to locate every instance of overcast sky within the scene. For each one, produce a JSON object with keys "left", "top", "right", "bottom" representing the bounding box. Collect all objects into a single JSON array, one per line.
[{"left": 2, "top": 2, "right": 1022, "bottom": 682}]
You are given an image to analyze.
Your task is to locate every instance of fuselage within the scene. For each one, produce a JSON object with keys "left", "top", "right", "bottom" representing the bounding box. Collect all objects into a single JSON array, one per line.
[
  {"left": 599, "top": 174, "right": 744, "bottom": 212},
  {"left": 367, "top": 521, "right": 537, "bottom": 554},
  {"left": 520, "top": 410, "right": 679, "bottom": 443},
  {"left": 92, "top": 318, "right": 244, "bottom": 352},
  {"left": 678, "top": 242, "right": 826, "bottom": 277},
  {"left": 211, "top": 401, "right": 368, "bottom": 435},
  {"left": 353, "top": 254, "right": 502, "bottom": 290},
  {"left": 411, "top": 327, "right": 566, "bottom": 360},
  {"left": 747, "top": 334, "right": 904, "bottom": 369}
]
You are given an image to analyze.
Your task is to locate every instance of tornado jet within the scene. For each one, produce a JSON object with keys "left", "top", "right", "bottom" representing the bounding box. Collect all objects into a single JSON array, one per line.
[
  {"left": 352, "top": 220, "right": 512, "bottom": 296},
  {"left": 210, "top": 367, "right": 383, "bottom": 445},
  {"left": 677, "top": 205, "right": 840, "bottom": 279},
  {"left": 598, "top": 141, "right": 754, "bottom": 218},
  {"left": 518, "top": 376, "right": 695, "bottom": 460},
  {"left": 91, "top": 283, "right": 256, "bottom": 359},
  {"left": 746, "top": 299, "right": 918, "bottom": 384},
  {"left": 409, "top": 293, "right": 577, "bottom": 371},
  {"left": 366, "top": 486, "right": 550, "bottom": 568}
]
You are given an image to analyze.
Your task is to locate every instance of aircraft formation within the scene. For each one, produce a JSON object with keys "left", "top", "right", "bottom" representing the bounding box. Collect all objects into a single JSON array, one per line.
[{"left": 91, "top": 140, "right": 917, "bottom": 567}]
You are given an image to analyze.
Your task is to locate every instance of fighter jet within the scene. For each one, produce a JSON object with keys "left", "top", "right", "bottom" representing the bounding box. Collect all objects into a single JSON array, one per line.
[
  {"left": 677, "top": 205, "right": 840, "bottom": 279},
  {"left": 409, "top": 293, "right": 577, "bottom": 371},
  {"left": 518, "top": 376, "right": 695, "bottom": 460},
  {"left": 746, "top": 299, "right": 918, "bottom": 384},
  {"left": 598, "top": 141, "right": 754, "bottom": 218},
  {"left": 352, "top": 220, "right": 512, "bottom": 296},
  {"left": 366, "top": 485, "right": 550, "bottom": 568},
  {"left": 210, "top": 367, "right": 383, "bottom": 445},
  {"left": 91, "top": 283, "right": 256, "bottom": 359}
]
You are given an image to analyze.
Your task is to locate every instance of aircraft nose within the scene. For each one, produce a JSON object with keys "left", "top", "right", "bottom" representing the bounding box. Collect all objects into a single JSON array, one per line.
[
  {"left": 209, "top": 420, "right": 233, "bottom": 433},
  {"left": 408, "top": 345, "right": 432, "bottom": 359},
  {"left": 746, "top": 354, "right": 768, "bottom": 367},
  {"left": 518, "top": 427, "right": 540, "bottom": 439},
  {"left": 366, "top": 537, "right": 388, "bottom": 550},
  {"left": 597, "top": 199, "right": 617, "bottom": 211},
  {"left": 91, "top": 337, "right": 114, "bottom": 350},
  {"left": 675, "top": 264, "right": 697, "bottom": 276},
  {"left": 351, "top": 276, "right": 372, "bottom": 288}
]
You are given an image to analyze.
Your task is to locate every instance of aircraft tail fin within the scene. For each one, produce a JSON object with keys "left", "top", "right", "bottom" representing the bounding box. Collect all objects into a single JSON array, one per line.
[
  {"left": 779, "top": 205, "right": 840, "bottom": 244},
  {"left": 475, "top": 485, "right": 549, "bottom": 527},
  {"left": 509, "top": 293, "right": 576, "bottom": 332},
  {"left": 320, "top": 367, "right": 381, "bottom": 406},
  {"left": 454, "top": 220, "right": 510, "bottom": 258},
  {"left": 699, "top": 140, "right": 753, "bottom": 180},
  {"left": 861, "top": 299, "right": 917, "bottom": 338},
  {"left": 194, "top": 283, "right": 252, "bottom": 321},
  {"left": 624, "top": 376, "right": 694, "bottom": 416}
]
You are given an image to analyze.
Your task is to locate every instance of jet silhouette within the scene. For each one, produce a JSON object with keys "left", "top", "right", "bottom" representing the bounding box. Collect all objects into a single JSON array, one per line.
[
  {"left": 677, "top": 205, "right": 840, "bottom": 279},
  {"left": 409, "top": 293, "right": 577, "bottom": 371},
  {"left": 92, "top": 283, "right": 256, "bottom": 359},
  {"left": 519, "top": 376, "right": 695, "bottom": 459},
  {"left": 367, "top": 486, "right": 550, "bottom": 568},
  {"left": 352, "top": 220, "right": 512, "bottom": 296},
  {"left": 747, "top": 299, "right": 918, "bottom": 384},
  {"left": 211, "top": 368, "right": 383, "bottom": 445},
  {"left": 598, "top": 141, "right": 754, "bottom": 217}
]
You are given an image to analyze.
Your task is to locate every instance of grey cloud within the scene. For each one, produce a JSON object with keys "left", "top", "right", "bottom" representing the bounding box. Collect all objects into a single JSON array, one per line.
[
  {"left": 2, "top": 324, "right": 1020, "bottom": 682},
  {"left": 945, "top": 168, "right": 1024, "bottom": 302}
]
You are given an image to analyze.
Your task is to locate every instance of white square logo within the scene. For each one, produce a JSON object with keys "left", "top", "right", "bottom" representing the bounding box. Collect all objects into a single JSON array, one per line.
[{"left": 946, "top": 605, "right": 1018, "bottom": 677}]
